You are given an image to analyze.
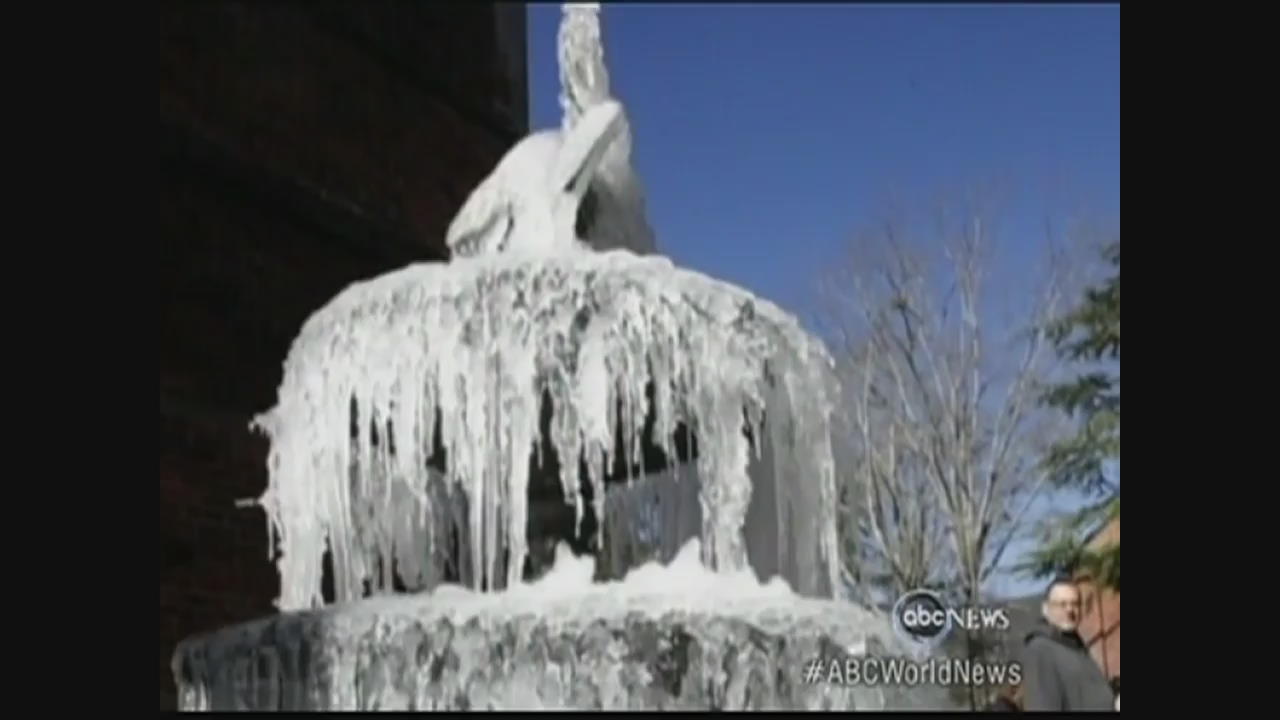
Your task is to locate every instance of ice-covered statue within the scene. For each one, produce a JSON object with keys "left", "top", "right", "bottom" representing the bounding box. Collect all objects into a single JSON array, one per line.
[
  {"left": 172, "top": 5, "right": 958, "bottom": 711},
  {"left": 447, "top": 4, "right": 654, "bottom": 257}
]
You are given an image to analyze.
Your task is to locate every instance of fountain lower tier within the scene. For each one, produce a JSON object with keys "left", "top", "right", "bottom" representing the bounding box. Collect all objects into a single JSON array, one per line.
[{"left": 172, "top": 542, "right": 958, "bottom": 711}]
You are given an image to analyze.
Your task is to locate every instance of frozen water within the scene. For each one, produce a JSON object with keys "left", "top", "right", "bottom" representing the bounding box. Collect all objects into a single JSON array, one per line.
[
  {"left": 243, "top": 1, "right": 842, "bottom": 617},
  {"left": 445, "top": 99, "right": 626, "bottom": 258},
  {"left": 181, "top": 3, "right": 893, "bottom": 711},
  {"left": 557, "top": 2, "right": 656, "bottom": 255},
  {"left": 445, "top": 5, "right": 652, "bottom": 260},
  {"left": 249, "top": 248, "right": 843, "bottom": 611},
  {"left": 173, "top": 540, "right": 960, "bottom": 711}
]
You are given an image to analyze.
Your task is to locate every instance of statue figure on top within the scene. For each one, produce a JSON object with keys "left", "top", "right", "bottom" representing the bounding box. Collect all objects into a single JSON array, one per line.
[{"left": 446, "top": 3, "right": 657, "bottom": 259}]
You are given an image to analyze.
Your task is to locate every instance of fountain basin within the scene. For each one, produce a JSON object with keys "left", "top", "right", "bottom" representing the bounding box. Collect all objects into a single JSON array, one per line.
[{"left": 172, "top": 543, "right": 957, "bottom": 711}]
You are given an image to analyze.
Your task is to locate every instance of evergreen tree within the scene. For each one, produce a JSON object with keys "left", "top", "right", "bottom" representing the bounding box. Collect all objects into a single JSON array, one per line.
[{"left": 1021, "top": 241, "right": 1120, "bottom": 591}]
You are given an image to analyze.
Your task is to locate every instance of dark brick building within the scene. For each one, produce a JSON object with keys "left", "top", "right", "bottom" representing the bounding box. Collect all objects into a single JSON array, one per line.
[
  {"left": 159, "top": 2, "right": 528, "bottom": 708},
  {"left": 1076, "top": 516, "right": 1119, "bottom": 682}
]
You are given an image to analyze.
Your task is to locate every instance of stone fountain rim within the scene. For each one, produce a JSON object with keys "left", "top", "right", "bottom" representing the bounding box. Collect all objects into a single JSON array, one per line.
[{"left": 172, "top": 581, "right": 902, "bottom": 671}]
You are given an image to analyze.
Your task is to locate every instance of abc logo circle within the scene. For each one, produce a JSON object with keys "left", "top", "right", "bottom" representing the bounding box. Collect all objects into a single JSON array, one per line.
[{"left": 893, "top": 590, "right": 949, "bottom": 642}]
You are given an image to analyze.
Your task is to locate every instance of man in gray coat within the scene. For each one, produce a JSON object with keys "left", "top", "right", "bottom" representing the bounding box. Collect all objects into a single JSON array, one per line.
[{"left": 1021, "top": 577, "right": 1116, "bottom": 711}]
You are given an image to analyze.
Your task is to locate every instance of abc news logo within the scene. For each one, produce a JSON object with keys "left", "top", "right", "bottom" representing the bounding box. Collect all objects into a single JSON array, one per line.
[{"left": 892, "top": 590, "right": 1011, "bottom": 648}]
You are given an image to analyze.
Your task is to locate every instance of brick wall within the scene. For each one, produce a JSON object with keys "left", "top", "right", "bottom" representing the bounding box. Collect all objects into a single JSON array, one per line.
[
  {"left": 159, "top": 2, "right": 527, "bottom": 709},
  {"left": 1075, "top": 517, "right": 1120, "bottom": 681}
]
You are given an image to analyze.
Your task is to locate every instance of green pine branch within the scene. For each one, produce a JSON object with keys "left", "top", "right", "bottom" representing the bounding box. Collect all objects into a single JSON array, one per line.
[
  {"left": 1023, "top": 240, "right": 1120, "bottom": 592},
  {"left": 1038, "top": 240, "right": 1120, "bottom": 490},
  {"left": 1015, "top": 494, "right": 1119, "bottom": 590},
  {"left": 1045, "top": 242, "right": 1120, "bottom": 363}
]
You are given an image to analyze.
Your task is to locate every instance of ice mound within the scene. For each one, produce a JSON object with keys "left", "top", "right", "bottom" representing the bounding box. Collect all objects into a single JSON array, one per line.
[
  {"left": 172, "top": 540, "right": 958, "bottom": 711},
  {"left": 251, "top": 249, "right": 842, "bottom": 611}
]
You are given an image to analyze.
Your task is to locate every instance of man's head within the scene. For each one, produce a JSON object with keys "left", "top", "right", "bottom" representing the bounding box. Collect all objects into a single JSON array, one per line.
[{"left": 1041, "top": 576, "right": 1082, "bottom": 632}]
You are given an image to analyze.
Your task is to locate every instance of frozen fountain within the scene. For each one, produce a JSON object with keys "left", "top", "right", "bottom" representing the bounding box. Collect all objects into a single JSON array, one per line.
[{"left": 171, "top": 5, "right": 956, "bottom": 711}]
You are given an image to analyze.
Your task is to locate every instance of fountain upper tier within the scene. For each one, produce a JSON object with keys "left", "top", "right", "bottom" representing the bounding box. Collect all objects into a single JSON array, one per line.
[{"left": 250, "top": 248, "right": 843, "bottom": 612}]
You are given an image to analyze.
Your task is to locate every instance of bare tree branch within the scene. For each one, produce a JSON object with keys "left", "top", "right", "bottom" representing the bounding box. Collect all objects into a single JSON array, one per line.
[{"left": 819, "top": 194, "right": 1072, "bottom": 605}]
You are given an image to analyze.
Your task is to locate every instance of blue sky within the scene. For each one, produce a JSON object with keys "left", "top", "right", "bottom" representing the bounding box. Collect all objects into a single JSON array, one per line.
[{"left": 526, "top": 4, "right": 1119, "bottom": 598}]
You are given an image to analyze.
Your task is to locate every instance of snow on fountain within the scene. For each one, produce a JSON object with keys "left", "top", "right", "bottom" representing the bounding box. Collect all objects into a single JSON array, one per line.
[{"left": 172, "top": 5, "right": 961, "bottom": 711}]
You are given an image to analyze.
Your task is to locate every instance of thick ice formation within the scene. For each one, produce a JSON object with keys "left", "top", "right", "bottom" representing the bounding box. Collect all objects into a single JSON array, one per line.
[
  {"left": 445, "top": 99, "right": 626, "bottom": 258},
  {"left": 177, "top": 5, "right": 924, "bottom": 710},
  {"left": 174, "top": 539, "right": 959, "bottom": 711},
  {"left": 557, "top": 3, "right": 656, "bottom": 255},
  {"left": 250, "top": 248, "right": 842, "bottom": 611},
  {"left": 352, "top": 538, "right": 806, "bottom": 628},
  {"left": 239, "top": 2, "right": 844, "bottom": 616}
]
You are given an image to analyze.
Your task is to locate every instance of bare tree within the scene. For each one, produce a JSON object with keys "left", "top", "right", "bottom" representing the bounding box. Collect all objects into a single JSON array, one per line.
[
  {"left": 830, "top": 369, "right": 954, "bottom": 606},
  {"left": 818, "top": 194, "right": 1068, "bottom": 618}
]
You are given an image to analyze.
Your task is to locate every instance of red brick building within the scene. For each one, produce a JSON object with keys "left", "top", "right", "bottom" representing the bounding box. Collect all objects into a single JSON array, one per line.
[
  {"left": 159, "top": 2, "right": 527, "bottom": 708},
  {"left": 1074, "top": 516, "right": 1120, "bottom": 681}
]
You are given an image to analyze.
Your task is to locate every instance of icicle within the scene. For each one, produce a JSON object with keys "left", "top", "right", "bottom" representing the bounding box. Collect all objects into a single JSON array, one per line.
[
  {"left": 250, "top": 250, "right": 843, "bottom": 610},
  {"left": 766, "top": 364, "right": 792, "bottom": 590},
  {"left": 503, "top": 340, "right": 538, "bottom": 589}
]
